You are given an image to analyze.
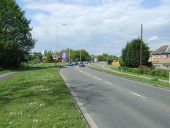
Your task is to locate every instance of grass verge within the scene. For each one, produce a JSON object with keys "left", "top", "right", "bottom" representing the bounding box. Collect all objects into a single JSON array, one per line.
[
  {"left": 0, "top": 63, "right": 86, "bottom": 128},
  {"left": 107, "top": 65, "right": 168, "bottom": 80},
  {"left": 88, "top": 64, "right": 170, "bottom": 89},
  {"left": 0, "top": 67, "right": 12, "bottom": 75}
]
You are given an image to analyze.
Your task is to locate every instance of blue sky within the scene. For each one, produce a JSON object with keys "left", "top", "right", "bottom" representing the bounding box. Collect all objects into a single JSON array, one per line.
[
  {"left": 141, "top": 0, "right": 161, "bottom": 8},
  {"left": 16, "top": 0, "right": 170, "bottom": 55}
]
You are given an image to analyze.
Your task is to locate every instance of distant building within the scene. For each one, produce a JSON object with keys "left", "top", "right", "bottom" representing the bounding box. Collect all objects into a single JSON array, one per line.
[
  {"left": 94, "top": 58, "right": 98, "bottom": 63},
  {"left": 112, "top": 60, "right": 120, "bottom": 66},
  {"left": 149, "top": 44, "right": 170, "bottom": 70}
]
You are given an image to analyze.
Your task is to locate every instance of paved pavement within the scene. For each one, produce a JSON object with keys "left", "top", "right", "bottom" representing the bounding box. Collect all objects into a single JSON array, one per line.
[
  {"left": 0, "top": 72, "right": 17, "bottom": 80},
  {"left": 61, "top": 66, "right": 170, "bottom": 128}
]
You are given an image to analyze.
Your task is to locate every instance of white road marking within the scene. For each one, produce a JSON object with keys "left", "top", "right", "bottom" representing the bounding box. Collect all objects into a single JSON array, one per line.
[
  {"left": 84, "top": 73, "right": 91, "bottom": 76},
  {"left": 92, "top": 76, "right": 102, "bottom": 80},
  {"left": 129, "top": 91, "right": 146, "bottom": 99},
  {"left": 76, "top": 66, "right": 102, "bottom": 81},
  {"left": 0, "top": 72, "right": 15, "bottom": 78},
  {"left": 105, "top": 81, "right": 112, "bottom": 85}
]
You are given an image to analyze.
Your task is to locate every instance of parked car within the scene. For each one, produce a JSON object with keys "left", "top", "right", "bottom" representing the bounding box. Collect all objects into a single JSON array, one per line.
[
  {"left": 67, "top": 62, "right": 73, "bottom": 66},
  {"left": 79, "top": 62, "right": 85, "bottom": 67},
  {"left": 71, "top": 62, "right": 78, "bottom": 66}
]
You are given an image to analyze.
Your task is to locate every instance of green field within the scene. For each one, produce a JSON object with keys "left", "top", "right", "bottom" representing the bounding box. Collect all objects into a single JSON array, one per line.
[{"left": 0, "top": 63, "right": 86, "bottom": 128}]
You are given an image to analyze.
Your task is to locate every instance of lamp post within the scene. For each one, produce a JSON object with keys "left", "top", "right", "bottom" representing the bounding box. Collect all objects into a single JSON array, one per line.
[
  {"left": 140, "top": 24, "right": 143, "bottom": 67},
  {"left": 55, "top": 24, "right": 67, "bottom": 66}
]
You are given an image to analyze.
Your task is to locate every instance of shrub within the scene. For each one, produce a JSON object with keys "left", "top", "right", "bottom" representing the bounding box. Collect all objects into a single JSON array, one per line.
[{"left": 121, "top": 67, "right": 168, "bottom": 79}]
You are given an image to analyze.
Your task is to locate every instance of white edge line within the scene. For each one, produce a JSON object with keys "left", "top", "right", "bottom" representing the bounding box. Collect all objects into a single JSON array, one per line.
[
  {"left": 60, "top": 69, "right": 98, "bottom": 128},
  {"left": 87, "top": 66, "right": 170, "bottom": 92},
  {"left": 92, "top": 76, "right": 102, "bottom": 81},
  {"left": 129, "top": 91, "right": 146, "bottom": 99},
  {"left": 76, "top": 66, "right": 102, "bottom": 81},
  {"left": 0, "top": 72, "right": 15, "bottom": 78},
  {"left": 105, "top": 81, "right": 112, "bottom": 85}
]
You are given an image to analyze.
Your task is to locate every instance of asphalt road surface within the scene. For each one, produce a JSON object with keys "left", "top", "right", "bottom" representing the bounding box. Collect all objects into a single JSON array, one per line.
[
  {"left": 61, "top": 66, "right": 170, "bottom": 128},
  {"left": 0, "top": 72, "right": 17, "bottom": 80}
]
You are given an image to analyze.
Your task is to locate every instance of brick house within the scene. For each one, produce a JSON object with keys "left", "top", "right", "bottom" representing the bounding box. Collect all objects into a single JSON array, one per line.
[{"left": 149, "top": 45, "right": 170, "bottom": 70}]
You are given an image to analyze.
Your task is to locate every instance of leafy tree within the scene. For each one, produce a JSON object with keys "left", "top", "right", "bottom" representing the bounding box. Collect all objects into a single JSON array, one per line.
[
  {"left": 98, "top": 54, "right": 107, "bottom": 61},
  {"left": 119, "top": 57, "right": 124, "bottom": 66},
  {"left": 45, "top": 51, "right": 53, "bottom": 63},
  {"left": 90, "top": 55, "right": 96, "bottom": 62},
  {"left": 54, "top": 51, "right": 62, "bottom": 61},
  {"left": 71, "top": 50, "right": 90, "bottom": 61},
  {"left": 31, "top": 52, "right": 43, "bottom": 63},
  {"left": 122, "top": 39, "right": 150, "bottom": 68},
  {"left": 44, "top": 50, "right": 48, "bottom": 57},
  {"left": 98, "top": 54, "right": 119, "bottom": 64},
  {"left": 0, "top": 0, "right": 35, "bottom": 67}
]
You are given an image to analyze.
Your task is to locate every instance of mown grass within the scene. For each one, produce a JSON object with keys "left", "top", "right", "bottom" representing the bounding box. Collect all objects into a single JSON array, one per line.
[
  {"left": 0, "top": 63, "right": 86, "bottom": 128},
  {"left": 88, "top": 64, "right": 170, "bottom": 89},
  {"left": 0, "top": 67, "right": 12, "bottom": 75}
]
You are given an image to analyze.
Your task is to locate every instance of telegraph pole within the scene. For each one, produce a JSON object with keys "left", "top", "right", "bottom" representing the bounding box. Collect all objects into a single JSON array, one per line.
[
  {"left": 80, "top": 50, "right": 82, "bottom": 62},
  {"left": 69, "top": 48, "right": 71, "bottom": 61},
  {"left": 107, "top": 53, "right": 109, "bottom": 65},
  {"left": 140, "top": 24, "right": 143, "bottom": 66}
]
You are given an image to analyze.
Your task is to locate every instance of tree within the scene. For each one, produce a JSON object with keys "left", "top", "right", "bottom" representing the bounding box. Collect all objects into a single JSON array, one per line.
[
  {"left": 71, "top": 50, "right": 90, "bottom": 61},
  {"left": 0, "top": 0, "right": 35, "bottom": 67},
  {"left": 31, "top": 52, "right": 43, "bottom": 63},
  {"left": 98, "top": 54, "right": 107, "bottom": 61},
  {"left": 122, "top": 39, "right": 150, "bottom": 68},
  {"left": 98, "top": 54, "right": 119, "bottom": 64},
  {"left": 45, "top": 51, "right": 53, "bottom": 63}
]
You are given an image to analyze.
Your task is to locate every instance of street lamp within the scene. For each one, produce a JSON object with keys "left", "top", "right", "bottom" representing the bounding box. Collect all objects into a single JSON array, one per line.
[{"left": 55, "top": 24, "right": 67, "bottom": 66}]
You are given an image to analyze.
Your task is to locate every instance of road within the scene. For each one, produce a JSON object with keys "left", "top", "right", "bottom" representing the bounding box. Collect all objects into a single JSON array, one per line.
[
  {"left": 61, "top": 66, "right": 170, "bottom": 128},
  {"left": 0, "top": 72, "right": 17, "bottom": 80}
]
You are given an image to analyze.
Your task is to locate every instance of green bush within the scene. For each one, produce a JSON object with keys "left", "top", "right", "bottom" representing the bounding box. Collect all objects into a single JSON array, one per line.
[
  {"left": 121, "top": 67, "right": 169, "bottom": 79},
  {"left": 122, "top": 67, "right": 141, "bottom": 74}
]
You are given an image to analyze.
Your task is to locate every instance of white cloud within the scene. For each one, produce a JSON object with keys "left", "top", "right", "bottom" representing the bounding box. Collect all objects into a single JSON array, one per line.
[
  {"left": 148, "top": 36, "right": 158, "bottom": 41},
  {"left": 18, "top": 0, "right": 170, "bottom": 55}
]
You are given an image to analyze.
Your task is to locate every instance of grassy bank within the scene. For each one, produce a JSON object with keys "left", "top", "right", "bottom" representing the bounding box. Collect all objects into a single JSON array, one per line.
[
  {"left": 0, "top": 63, "right": 86, "bottom": 128},
  {"left": 0, "top": 67, "right": 12, "bottom": 75},
  {"left": 88, "top": 64, "right": 170, "bottom": 89},
  {"left": 108, "top": 66, "right": 168, "bottom": 80}
]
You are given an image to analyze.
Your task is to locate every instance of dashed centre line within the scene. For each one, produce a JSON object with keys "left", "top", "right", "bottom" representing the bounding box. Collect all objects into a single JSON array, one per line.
[
  {"left": 105, "top": 81, "right": 112, "bottom": 85},
  {"left": 76, "top": 66, "right": 102, "bottom": 81},
  {"left": 76, "top": 66, "right": 114, "bottom": 86},
  {"left": 76, "top": 66, "right": 147, "bottom": 100},
  {"left": 129, "top": 91, "right": 146, "bottom": 99},
  {"left": 92, "top": 76, "right": 102, "bottom": 80}
]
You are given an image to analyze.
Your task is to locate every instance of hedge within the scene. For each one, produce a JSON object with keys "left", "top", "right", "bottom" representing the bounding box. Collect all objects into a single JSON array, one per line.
[{"left": 120, "top": 67, "right": 169, "bottom": 79}]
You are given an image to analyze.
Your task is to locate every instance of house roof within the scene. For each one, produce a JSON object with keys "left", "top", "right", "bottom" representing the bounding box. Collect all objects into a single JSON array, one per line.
[{"left": 152, "top": 45, "right": 170, "bottom": 54}]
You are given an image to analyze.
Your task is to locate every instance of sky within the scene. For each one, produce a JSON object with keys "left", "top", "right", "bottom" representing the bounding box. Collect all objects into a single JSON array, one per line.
[{"left": 16, "top": 0, "right": 170, "bottom": 55}]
